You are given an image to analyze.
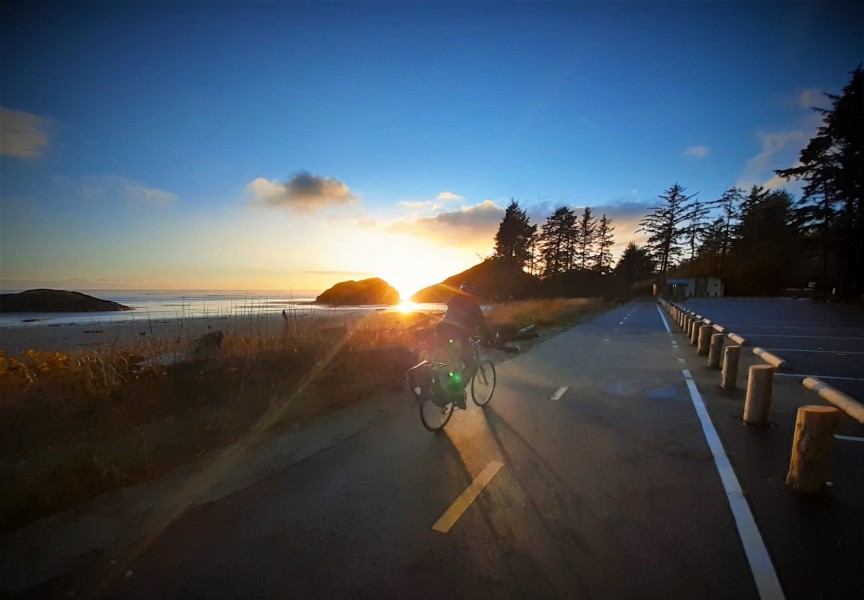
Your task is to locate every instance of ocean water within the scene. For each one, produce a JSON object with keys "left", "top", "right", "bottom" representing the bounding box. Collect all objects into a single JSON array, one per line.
[{"left": 0, "top": 290, "right": 443, "bottom": 328}]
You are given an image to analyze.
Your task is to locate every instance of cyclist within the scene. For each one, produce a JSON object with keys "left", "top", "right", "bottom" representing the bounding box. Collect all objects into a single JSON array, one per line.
[{"left": 436, "top": 282, "right": 493, "bottom": 408}]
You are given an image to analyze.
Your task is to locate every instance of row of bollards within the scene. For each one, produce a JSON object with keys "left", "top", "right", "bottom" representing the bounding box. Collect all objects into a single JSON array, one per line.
[{"left": 662, "top": 299, "right": 838, "bottom": 494}]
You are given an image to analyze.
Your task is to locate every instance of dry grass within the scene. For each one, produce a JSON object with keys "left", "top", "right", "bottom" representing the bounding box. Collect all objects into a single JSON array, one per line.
[
  {"left": 0, "top": 298, "right": 609, "bottom": 533},
  {"left": 485, "top": 297, "right": 608, "bottom": 332}
]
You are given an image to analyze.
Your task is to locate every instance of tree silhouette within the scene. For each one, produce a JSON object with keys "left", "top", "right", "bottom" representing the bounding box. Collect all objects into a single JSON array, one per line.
[
  {"left": 614, "top": 242, "right": 655, "bottom": 283},
  {"left": 493, "top": 199, "right": 537, "bottom": 270},
  {"left": 593, "top": 214, "right": 615, "bottom": 274},
  {"left": 731, "top": 186, "right": 800, "bottom": 295},
  {"left": 538, "top": 206, "right": 577, "bottom": 277},
  {"left": 637, "top": 183, "right": 698, "bottom": 285},
  {"left": 705, "top": 187, "right": 744, "bottom": 277},
  {"left": 574, "top": 206, "right": 597, "bottom": 270},
  {"left": 776, "top": 65, "right": 864, "bottom": 297}
]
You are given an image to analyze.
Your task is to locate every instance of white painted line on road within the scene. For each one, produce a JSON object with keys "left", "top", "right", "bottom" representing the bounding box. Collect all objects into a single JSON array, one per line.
[
  {"left": 677, "top": 358, "right": 686, "bottom": 363},
  {"left": 775, "top": 373, "right": 864, "bottom": 382},
  {"left": 681, "top": 370, "right": 785, "bottom": 600},
  {"left": 761, "top": 348, "right": 864, "bottom": 355},
  {"left": 656, "top": 305, "right": 671, "bottom": 333},
  {"left": 550, "top": 386, "right": 568, "bottom": 401},
  {"left": 433, "top": 461, "right": 504, "bottom": 533},
  {"left": 740, "top": 334, "right": 864, "bottom": 340},
  {"left": 834, "top": 434, "right": 864, "bottom": 443}
]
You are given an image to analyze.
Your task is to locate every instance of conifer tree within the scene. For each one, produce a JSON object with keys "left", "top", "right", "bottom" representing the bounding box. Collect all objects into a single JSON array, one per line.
[
  {"left": 538, "top": 206, "right": 577, "bottom": 277},
  {"left": 637, "top": 183, "right": 698, "bottom": 285},
  {"left": 574, "top": 206, "right": 597, "bottom": 270},
  {"left": 493, "top": 199, "right": 536, "bottom": 270},
  {"left": 592, "top": 214, "right": 615, "bottom": 274}
]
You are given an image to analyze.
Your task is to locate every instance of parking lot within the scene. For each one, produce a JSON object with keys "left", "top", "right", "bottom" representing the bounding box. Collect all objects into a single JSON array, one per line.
[{"left": 680, "top": 297, "right": 864, "bottom": 403}]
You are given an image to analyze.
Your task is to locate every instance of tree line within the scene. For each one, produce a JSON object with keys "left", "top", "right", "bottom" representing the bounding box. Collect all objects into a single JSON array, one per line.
[{"left": 489, "top": 65, "right": 863, "bottom": 300}]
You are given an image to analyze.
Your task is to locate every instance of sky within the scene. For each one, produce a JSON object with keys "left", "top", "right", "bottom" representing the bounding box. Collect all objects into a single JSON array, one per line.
[{"left": 1, "top": 1, "right": 862, "bottom": 298}]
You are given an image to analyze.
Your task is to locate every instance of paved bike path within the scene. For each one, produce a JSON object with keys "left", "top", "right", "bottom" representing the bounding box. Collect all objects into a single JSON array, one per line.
[{"left": 10, "top": 300, "right": 762, "bottom": 599}]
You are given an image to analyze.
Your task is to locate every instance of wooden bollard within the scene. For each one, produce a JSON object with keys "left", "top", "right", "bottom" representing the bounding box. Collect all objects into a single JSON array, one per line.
[
  {"left": 698, "top": 325, "right": 713, "bottom": 355},
  {"left": 743, "top": 365, "right": 774, "bottom": 424},
  {"left": 786, "top": 406, "right": 840, "bottom": 493},
  {"left": 721, "top": 345, "right": 741, "bottom": 389},
  {"left": 690, "top": 320, "right": 702, "bottom": 346},
  {"left": 708, "top": 333, "right": 724, "bottom": 369}
]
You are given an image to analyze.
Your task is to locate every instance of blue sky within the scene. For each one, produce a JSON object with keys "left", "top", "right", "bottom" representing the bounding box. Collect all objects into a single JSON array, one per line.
[{"left": 1, "top": 1, "right": 862, "bottom": 296}]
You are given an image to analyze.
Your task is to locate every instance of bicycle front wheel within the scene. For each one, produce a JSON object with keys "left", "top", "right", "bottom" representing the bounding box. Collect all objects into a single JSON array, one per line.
[
  {"left": 419, "top": 396, "right": 454, "bottom": 432},
  {"left": 471, "top": 360, "right": 496, "bottom": 406}
]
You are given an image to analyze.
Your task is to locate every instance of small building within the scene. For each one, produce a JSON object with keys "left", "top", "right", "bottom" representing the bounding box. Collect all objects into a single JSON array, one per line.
[
  {"left": 657, "top": 276, "right": 725, "bottom": 299},
  {"left": 685, "top": 275, "right": 725, "bottom": 298}
]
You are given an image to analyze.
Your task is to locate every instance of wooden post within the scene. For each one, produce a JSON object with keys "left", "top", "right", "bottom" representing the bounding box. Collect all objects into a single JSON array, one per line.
[
  {"left": 698, "top": 325, "right": 713, "bottom": 355},
  {"left": 690, "top": 320, "right": 702, "bottom": 346},
  {"left": 708, "top": 334, "right": 723, "bottom": 369},
  {"left": 786, "top": 406, "right": 840, "bottom": 493},
  {"left": 721, "top": 345, "right": 741, "bottom": 390},
  {"left": 743, "top": 364, "right": 774, "bottom": 424}
]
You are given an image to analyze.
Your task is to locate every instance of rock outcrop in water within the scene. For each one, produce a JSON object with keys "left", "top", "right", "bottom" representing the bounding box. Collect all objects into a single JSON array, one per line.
[
  {"left": 315, "top": 278, "right": 400, "bottom": 305},
  {"left": 0, "top": 289, "right": 132, "bottom": 313}
]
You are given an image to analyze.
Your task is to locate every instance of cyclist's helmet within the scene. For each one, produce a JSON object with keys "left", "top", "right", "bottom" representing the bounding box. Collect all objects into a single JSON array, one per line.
[{"left": 459, "top": 282, "right": 480, "bottom": 296}]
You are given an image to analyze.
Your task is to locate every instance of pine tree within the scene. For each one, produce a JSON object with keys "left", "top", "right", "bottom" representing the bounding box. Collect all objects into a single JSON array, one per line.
[
  {"left": 637, "top": 183, "right": 698, "bottom": 285},
  {"left": 592, "top": 214, "right": 615, "bottom": 274},
  {"left": 614, "top": 242, "right": 655, "bottom": 283},
  {"left": 705, "top": 187, "right": 744, "bottom": 277},
  {"left": 574, "top": 206, "right": 597, "bottom": 270},
  {"left": 776, "top": 65, "right": 864, "bottom": 297},
  {"left": 493, "top": 200, "right": 537, "bottom": 270},
  {"left": 538, "top": 206, "right": 577, "bottom": 277}
]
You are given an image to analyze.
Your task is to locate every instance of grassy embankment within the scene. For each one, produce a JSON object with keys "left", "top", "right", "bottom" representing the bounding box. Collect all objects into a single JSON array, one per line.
[{"left": 0, "top": 297, "right": 608, "bottom": 533}]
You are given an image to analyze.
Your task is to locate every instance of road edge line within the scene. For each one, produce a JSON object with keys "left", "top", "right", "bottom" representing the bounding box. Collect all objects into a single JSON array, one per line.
[{"left": 681, "top": 369, "right": 785, "bottom": 600}]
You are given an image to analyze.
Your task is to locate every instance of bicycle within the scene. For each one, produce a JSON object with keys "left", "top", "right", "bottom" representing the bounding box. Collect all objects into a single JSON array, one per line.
[{"left": 405, "top": 336, "right": 497, "bottom": 432}]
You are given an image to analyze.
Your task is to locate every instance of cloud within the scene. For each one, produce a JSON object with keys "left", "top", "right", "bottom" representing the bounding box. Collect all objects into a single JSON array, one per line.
[
  {"left": 387, "top": 200, "right": 504, "bottom": 246},
  {"left": 302, "top": 270, "right": 374, "bottom": 277},
  {"left": 798, "top": 88, "right": 827, "bottom": 109},
  {"left": 0, "top": 107, "right": 50, "bottom": 158},
  {"left": 247, "top": 171, "right": 356, "bottom": 213},
  {"left": 685, "top": 145, "right": 710, "bottom": 158},
  {"left": 82, "top": 176, "right": 178, "bottom": 207},
  {"left": 125, "top": 183, "right": 178, "bottom": 207},
  {"left": 737, "top": 129, "right": 810, "bottom": 188},
  {"left": 437, "top": 191, "right": 463, "bottom": 202}
]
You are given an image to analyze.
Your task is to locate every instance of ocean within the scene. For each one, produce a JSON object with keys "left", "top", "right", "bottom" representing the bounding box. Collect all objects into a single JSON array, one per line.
[{"left": 0, "top": 290, "right": 444, "bottom": 329}]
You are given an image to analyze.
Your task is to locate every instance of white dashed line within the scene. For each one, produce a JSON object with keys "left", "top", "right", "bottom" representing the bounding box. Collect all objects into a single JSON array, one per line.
[{"left": 550, "top": 386, "right": 568, "bottom": 401}]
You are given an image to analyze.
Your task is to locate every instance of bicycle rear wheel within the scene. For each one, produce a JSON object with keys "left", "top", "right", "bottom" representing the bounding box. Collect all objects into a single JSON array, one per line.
[
  {"left": 419, "top": 396, "right": 454, "bottom": 432},
  {"left": 471, "top": 360, "right": 496, "bottom": 406}
]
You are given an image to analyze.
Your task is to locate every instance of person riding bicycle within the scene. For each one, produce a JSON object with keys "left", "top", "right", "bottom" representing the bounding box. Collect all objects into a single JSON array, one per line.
[{"left": 436, "top": 282, "right": 493, "bottom": 408}]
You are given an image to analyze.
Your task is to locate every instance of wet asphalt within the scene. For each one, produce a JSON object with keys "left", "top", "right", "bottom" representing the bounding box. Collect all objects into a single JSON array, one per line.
[{"left": 13, "top": 298, "right": 862, "bottom": 599}]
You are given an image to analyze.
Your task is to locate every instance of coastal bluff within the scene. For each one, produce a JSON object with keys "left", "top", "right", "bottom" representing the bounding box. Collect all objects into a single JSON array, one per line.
[
  {"left": 0, "top": 289, "right": 131, "bottom": 313},
  {"left": 315, "top": 278, "right": 400, "bottom": 305}
]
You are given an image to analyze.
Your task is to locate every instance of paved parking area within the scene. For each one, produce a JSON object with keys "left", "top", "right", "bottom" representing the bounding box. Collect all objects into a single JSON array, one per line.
[{"left": 680, "top": 297, "right": 864, "bottom": 402}]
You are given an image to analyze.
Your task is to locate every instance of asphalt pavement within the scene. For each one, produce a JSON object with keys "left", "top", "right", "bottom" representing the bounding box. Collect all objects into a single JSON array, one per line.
[
  {"left": 679, "top": 297, "right": 864, "bottom": 402},
  {"left": 7, "top": 299, "right": 862, "bottom": 599}
]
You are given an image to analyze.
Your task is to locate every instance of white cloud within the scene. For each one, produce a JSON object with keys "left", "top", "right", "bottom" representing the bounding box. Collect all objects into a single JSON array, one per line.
[
  {"left": 247, "top": 171, "right": 356, "bottom": 213},
  {"left": 437, "top": 191, "right": 464, "bottom": 202},
  {"left": 125, "top": 184, "right": 178, "bottom": 207},
  {"left": 387, "top": 200, "right": 504, "bottom": 246},
  {"left": 82, "top": 176, "right": 178, "bottom": 207},
  {"left": 0, "top": 106, "right": 50, "bottom": 158},
  {"left": 685, "top": 145, "right": 710, "bottom": 158},
  {"left": 737, "top": 129, "right": 810, "bottom": 188}
]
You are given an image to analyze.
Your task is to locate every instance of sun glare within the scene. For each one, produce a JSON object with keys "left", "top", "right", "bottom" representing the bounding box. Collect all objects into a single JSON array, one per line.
[{"left": 398, "top": 300, "right": 421, "bottom": 313}]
